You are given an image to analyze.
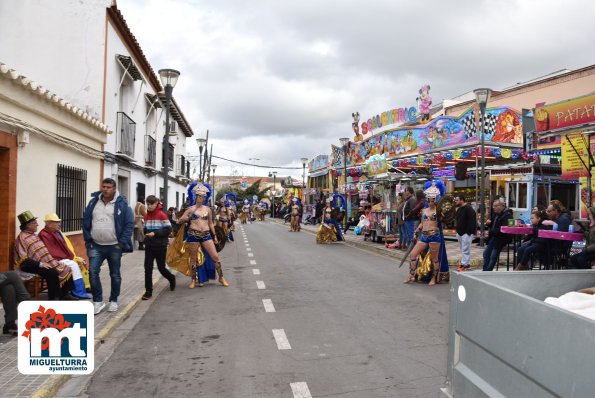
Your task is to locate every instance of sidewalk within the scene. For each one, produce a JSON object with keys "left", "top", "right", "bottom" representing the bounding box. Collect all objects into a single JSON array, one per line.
[
  {"left": 0, "top": 249, "right": 164, "bottom": 398},
  {"left": 272, "top": 217, "right": 512, "bottom": 270}
]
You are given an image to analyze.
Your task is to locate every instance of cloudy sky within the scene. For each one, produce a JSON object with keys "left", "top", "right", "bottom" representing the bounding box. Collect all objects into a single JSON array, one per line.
[{"left": 118, "top": 0, "right": 595, "bottom": 179}]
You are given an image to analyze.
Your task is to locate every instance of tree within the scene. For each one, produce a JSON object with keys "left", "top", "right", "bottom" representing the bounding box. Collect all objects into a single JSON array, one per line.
[{"left": 215, "top": 179, "right": 270, "bottom": 204}]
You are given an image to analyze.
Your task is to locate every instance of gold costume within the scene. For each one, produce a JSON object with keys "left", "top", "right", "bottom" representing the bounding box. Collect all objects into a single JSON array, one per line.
[
  {"left": 166, "top": 227, "right": 205, "bottom": 277},
  {"left": 316, "top": 223, "right": 337, "bottom": 244}
]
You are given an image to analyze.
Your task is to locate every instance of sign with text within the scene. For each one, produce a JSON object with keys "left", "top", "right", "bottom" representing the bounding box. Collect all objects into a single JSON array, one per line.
[
  {"left": 561, "top": 134, "right": 591, "bottom": 179},
  {"left": 535, "top": 93, "right": 595, "bottom": 133}
]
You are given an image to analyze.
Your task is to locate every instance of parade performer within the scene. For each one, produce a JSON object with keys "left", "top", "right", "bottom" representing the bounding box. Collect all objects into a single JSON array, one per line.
[
  {"left": 226, "top": 193, "right": 237, "bottom": 240},
  {"left": 289, "top": 197, "right": 301, "bottom": 232},
  {"left": 316, "top": 198, "right": 339, "bottom": 243},
  {"left": 403, "top": 181, "right": 450, "bottom": 285},
  {"left": 216, "top": 198, "right": 231, "bottom": 239},
  {"left": 178, "top": 182, "right": 229, "bottom": 288},
  {"left": 240, "top": 199, "right": 250, "bottom": 224}
]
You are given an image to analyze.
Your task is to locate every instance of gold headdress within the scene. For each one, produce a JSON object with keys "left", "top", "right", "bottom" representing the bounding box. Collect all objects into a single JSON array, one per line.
[
  {"left": 424, "top": 181, "right": 440, "bottom": 199},
  {"left": 192, "top": 183, "right": 209, "bottom": 197}
]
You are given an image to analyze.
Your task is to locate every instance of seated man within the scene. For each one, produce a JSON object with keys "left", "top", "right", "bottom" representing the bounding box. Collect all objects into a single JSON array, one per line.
[
  {"left": 482, "top": 198, "right": 513, "bottom": 271},
  {"left": 14, "top": 211, "right": 75, "bottom": 300},
  {"left": 0, "top": 271, "right": 30, "bottom": 336},
  {"left": 39, "top": 213, "right": 91, "bottom": 299}
]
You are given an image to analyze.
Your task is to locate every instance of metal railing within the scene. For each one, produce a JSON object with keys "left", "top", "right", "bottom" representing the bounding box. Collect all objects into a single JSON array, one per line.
[
  {"left": 162, "top": 143, "right": 174, "bottom": 169},
  {"left": 116, "top": 112, "right": 136, "bottom": 157},
  {"left": 56, "top": 164, "right": 87, "bottom": 232},
  {"left": 144, "top": 135, "right": 156, "bottom": 167},
  {"left": 176, "top": 155, "right": 186, "bottom": 176},
  {"left": 186, "top": 160, "right": 190, "bottom": 178}
]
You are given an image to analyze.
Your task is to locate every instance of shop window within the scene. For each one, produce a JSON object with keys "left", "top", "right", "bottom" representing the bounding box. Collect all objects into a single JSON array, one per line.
[{"left": 507, "top": 182, "right": 529, "bottom": 210}]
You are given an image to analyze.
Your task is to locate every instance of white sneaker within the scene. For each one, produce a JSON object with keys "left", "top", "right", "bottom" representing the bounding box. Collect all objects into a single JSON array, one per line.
[
  {"left": 93, "top": 302, "right": 106, "bottom": 315},
  {"left": 107, "top": 301, "right": 118, "bottom": 312}
]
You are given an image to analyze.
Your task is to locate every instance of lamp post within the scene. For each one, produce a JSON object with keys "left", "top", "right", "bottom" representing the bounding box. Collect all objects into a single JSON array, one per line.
[
  {"left": 249, "top": 158, "right": 260, "bottom": 177},
  {"left": 300, "top": 157, "right": 308, "bottom": 204},
  {"left": 196, "top": 137, "right": 206, "bottom": 181},
  {"left": 269, "top": 171, "right": 277, "bottom": 217},
  {"left": 158, "top": 68, "right": 180, "bottom": 209},
  {"left": 474, "top": 88, "right": 492, "bottom": 247},
  {"left": 211, "top": 164, "right": 217, "bottom": 205},
  {"left": 339, "top": 137, "right": 349, "bottom": 229}
]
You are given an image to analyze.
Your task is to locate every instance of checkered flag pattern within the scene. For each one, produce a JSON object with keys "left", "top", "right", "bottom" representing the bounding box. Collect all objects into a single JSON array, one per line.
[
  {"left": 331, "top": 145, "right": 344, "bottom": 167},
  {"left": 460, "top": 110, "right": 498, "bottom": 138}
]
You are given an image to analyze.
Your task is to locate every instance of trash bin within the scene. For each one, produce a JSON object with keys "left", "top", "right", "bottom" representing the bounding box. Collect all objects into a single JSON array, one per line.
[{"left": 443, "top": 270, "right": 595, "bottom": 398}]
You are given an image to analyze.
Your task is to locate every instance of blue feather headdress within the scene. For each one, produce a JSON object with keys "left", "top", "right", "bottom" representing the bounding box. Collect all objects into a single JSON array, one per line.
[
  {"left": 225, "top": 192, "right": 237, "bottom": 207},
  {"left": 423, "top": 180, "right": 445, "bottom": 201},
  {"left": 187, "top": 182, "right": 212, "bottom": 206}
]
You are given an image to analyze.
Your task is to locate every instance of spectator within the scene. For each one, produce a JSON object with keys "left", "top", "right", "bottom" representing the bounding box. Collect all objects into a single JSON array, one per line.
[
  {"left": 83, "top": 178, "right": 134, "bottom": 315},
  {"left": 543, "top": 201, "right": 573, "bottom": 261},
  {"left": 142, "top": 196, "right": 176, "bottom": 300},
  {"left": 134, "top": 197, "right": 147, "bottom": 250},
  {"left": 14, "top": 211, "right": 75, "bottom": 300},
  {"left": 38, "top": 213, "right": 92, "bottom": 299},
  {"left": 402, "top": 187, "right": 417, "bottom": 247},
  {"left": 396, "top": 192, "right": 407, "bottom": 249},
  {"left": 315, "top": 200, "right": 323, "bottom": 224},
  {"left": 482, "top": 198, "right": 513, "bottom": 271},
  {"left": 454, "top": 195, "right": 477, "bottom": 271},
  {"left": 515, "top": 210, "right": 549, "bottom": 270},
  {"left": 569, "top": 207, "right": 595, "bottom": 269},
  {"left": 0, "top": 271, "right": 30, "bottom": 336}
]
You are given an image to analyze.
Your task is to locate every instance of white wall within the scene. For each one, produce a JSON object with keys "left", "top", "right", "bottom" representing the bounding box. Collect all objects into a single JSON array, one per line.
[{"left": 0, "top": 0, "right": 110, "bottom": 120}]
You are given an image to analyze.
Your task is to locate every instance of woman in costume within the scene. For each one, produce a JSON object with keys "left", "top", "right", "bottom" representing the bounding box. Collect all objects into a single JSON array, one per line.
[
  {"left": 240, "top": 199, "right": 250, "bottom": 224},
  {"left": 404, "top": 180, "right": 449, "bottom": 285},
  {"left": 289, "top": 197, "right": 301, "bottom": 232},
  {"left": 216, "top": 198, "right": 231, "bottom": 238},
  {"left": 316, "top": 198, "right": 337, "bottom": 243},
  {"left": 178, "top": 183, "right": 229, "bottom": 288}
]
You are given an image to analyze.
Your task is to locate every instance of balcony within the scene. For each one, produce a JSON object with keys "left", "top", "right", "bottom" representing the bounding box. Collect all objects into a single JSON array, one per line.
[
  {"left": 144, "top": 135, "right": 156, "bottom": 168},
  {"left": 186, "top": 160, "right": 191, "bottom": 178},
  {"left": 175, "top": 154, "right": 186, "bottom": 177},
  {"left": 116, "top": 112, "right": 136, "bottom": 159},
  {"left": 161, "top": 143, "right": 174, "bottom": 170}
]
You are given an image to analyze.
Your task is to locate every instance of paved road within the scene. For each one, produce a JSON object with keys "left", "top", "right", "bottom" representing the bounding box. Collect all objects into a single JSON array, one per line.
[{"left": 80, "top": 221, "right": 450, "bottom": 397}]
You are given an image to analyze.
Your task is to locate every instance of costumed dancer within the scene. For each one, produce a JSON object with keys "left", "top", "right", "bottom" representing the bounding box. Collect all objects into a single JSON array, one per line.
[
  {"left": 240, "top": 199, "right": 250, "bottom": 224},
  {"left": 216, "top": 198, "right": 231, "bottom": 240},
  {"left": 316, "top": 198, "right": 338, "bottom": 244},
  {"left": 289, "top": 197, "right": 301, "bottom": 232},
  {"left": 404, "top": 180, "right": 449, "bottom": 285},
  {"left": 226, "top": 193, "right": 237, "bottom": 240},
  {"left": 178, "top": 182, "right": 229, "bottom": 288}
]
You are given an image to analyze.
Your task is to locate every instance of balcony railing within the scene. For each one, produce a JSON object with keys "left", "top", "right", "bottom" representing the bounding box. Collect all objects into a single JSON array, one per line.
[
  {"left": 144, "top": 135, "right": 156, "bottom": 167},
  {"left": 116, "top": 112, "right": 136, "bottom": 158},
  {"left": 186, "top": 160, "right": 190, "bottom": 178},
  {"left": 161, "top": 143, "right": 174, "bottom": 170},
  {"left": 176, "top": 154, "right": 186, "bottom": 176}
]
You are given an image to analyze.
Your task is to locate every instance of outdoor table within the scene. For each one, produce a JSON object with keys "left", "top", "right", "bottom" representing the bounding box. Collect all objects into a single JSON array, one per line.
[
  {"left": 537, "top": 229, "right": 584, "bottom": 269},
  {"left": 501, "top": 226, "right": 533, "bottom": 270}
]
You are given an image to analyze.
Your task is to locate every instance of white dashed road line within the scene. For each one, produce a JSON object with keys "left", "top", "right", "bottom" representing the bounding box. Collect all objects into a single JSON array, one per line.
[
  {"left": 256, "top": 280, "right": 266, "bottom": 289},
  {"left": 252, "top": 269, "right": 260, "bottom": 275},
  {"left": 248, "top": 253, "right": 254, "bottom": 257},
  {"left": 290, "top": 382, "right": 312, "bottom": 398},
  {"left": 262, "top": 299, "right": 276, "bottom": 313},
  {"left": 246, "top": 248, "right": 252, "bottom": 251},
  {"left": 249, "top": 260, "right": 257, "bottom": 265},
  {"left": 272, "top": 329, "right": 291, "bottom": 350}
]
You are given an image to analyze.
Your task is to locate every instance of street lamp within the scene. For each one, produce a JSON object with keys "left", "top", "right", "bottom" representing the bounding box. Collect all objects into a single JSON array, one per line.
[
  {"left": 474, "top": 88, "right": 492, "bottom": 247},
  {"left": 196, "top": 137, "right": 207, "bottom": 181},
  {"left": 211, "top": 164, "right": 217, "bottom": 206},
  {"left": 268, "top": 170, "right": 277, "bottom": 217},
  {"left": 339, "top": 137, "right": 350, "bottom": 229},
  {"left": 158, "top": 68, "right": 180, "bottom": 209},
  {"left": 300, "top": 157, "right": 308, "bottom": 204},
  {"left": 249, "top": 158, "right": 260, "bottom": 177}
]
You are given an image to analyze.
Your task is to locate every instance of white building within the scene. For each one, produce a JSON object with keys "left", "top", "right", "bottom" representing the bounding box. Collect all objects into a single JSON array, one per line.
[{"left": 0, "top": 0, "right": 194, "bottom": 261}]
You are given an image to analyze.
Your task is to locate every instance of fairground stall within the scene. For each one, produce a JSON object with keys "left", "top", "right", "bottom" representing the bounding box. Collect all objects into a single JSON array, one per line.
[
  {"left": 332, "top": 96, "right": 531, "bottom": 240},
  {"left": 531, "top": 92, "right": 595, "bottom": 219}
]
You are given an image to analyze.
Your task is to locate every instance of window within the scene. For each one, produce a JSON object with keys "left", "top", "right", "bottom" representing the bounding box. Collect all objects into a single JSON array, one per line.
[
  {"left": 176, "top": 191, "right": 179, "bottom": 209},
  {"left": 507, "top": 182, "right": 529, "bottom": 210},
  {"left": 56, "top": 164, "right": 87, "bottom": 233}
]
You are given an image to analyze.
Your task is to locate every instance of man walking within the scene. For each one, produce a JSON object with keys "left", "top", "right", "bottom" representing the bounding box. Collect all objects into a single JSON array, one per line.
[
  {"left": 454, "top": 195, "right": 477, "bottom": 271},
  {"left": 83, "top": 178, "right": 134, "bottom": 315}
]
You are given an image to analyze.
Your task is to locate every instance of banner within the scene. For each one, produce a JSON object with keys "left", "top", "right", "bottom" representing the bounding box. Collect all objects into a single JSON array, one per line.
[
  {"left": 365, "top": 154, "right": 388, "bottom": 175},
  {"left": 534, "top": 93, "right": 595, "bottom": 133},
  {"left": 561, "top": 134, "right": 591, "bottom": 179}
]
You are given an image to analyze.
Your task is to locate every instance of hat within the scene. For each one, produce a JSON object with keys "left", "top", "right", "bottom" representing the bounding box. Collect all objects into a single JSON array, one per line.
[
  {"left": 44, "top": 213, "right": 61, "bottom": 222},
  {"left": 17, "top": 210, "right": 37, "bottom": 226}
]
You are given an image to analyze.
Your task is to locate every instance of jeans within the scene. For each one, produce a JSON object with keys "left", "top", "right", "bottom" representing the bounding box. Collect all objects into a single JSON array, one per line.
[
  {"left": 398, "top": 224, "right": 407, "bottom": 246},
  {"left": 0, "top": 272, "right": 30, "bottom": 323},
  {"left": 483, "top": 240, "right": 504, "bottom": 271},
  {"left": 405, "top": 220, "right": 417, "bottom": 247},
  {"left": 144, "top": 247, "right": 174, "bottom": 293},
  {"left": 20, "top": 259, "right": 61, "bottom": 300},
  {"left": 456, "top": 233, "right": 472, "bottom": 266},
  {"left": 88, "top": 244, "right": 122, "bottom": 303},
  {"left": 568, "top": 250, "right": 595, "bottom": 269},
  {"left": 517, "top": 242, "right": 541, "bottom": 267}
]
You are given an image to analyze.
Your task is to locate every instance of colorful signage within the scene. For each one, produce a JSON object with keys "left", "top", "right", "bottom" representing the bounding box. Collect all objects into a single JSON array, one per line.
[
  {"left": 534, "top": 92, "right": 595, "bottom": 133},
  {"left": 361, "top": 106, "right": 417, "bottom": 136},
  {"left": 365, "top": 154, "right": 388, "bottom": 175},
  {"left": 308, "top": 155, "right": 329, "bottom": 172},
  {"left": 561, "top": 133, "right": 591, "bottom": 179},
  {"left": 332, "top": 106, "right": 523, "bottom": 168}
]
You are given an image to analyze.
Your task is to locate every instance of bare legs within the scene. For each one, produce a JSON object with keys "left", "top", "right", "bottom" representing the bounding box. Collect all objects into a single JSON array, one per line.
[
  {"left": 428, "top": 242, "right": 441, "bottom": 286},
  {"left": 404, "top": 241, "right": 427, "bottom": 283},
  {"left": 403, "top": 241, "right": 441, "bottom": 285},
  {"left": 187, "top": 242, "right": 200, "bottom": 288}
]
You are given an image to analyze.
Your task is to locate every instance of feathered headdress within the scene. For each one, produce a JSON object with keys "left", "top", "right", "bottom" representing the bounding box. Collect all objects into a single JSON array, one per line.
[
  {"left": 187, "top": 182, "right": 212, "bottom": 206},
  {"left": 423, "top": 180, "right": 445, "bottom": 201},
  {"left": 225, "top": 192, "right": 237, "bottom": 207}
]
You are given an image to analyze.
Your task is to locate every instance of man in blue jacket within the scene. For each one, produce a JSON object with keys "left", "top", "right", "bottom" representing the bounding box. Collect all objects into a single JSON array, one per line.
[{"left": 83, "top": 178, "right": 134, "bottom": 315}]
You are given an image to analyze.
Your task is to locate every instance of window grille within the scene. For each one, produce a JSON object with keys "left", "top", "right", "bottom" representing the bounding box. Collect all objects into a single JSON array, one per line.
[{"left": 56, "top": 164, "right": 87, "bottom": 232}]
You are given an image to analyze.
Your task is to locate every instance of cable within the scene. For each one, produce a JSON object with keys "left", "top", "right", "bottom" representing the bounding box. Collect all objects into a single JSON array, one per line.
[{"left": 185, "top": 155, "right": 303, "bottom": 169}]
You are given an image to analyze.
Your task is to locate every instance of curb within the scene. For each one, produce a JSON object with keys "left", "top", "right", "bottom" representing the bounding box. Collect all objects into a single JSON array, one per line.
[{"left": 30, "top": 280, "right": 165, "bottom": 398}]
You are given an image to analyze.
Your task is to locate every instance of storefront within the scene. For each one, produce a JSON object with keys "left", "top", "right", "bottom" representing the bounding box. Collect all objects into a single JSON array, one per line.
[{"left": 532, "top": 92, "right": 595, "bottom": 219}]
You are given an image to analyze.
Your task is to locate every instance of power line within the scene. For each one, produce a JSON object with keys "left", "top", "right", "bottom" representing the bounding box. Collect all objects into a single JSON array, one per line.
[{"left": 186, "top": 155, "right": 303, "bottom": 169}]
